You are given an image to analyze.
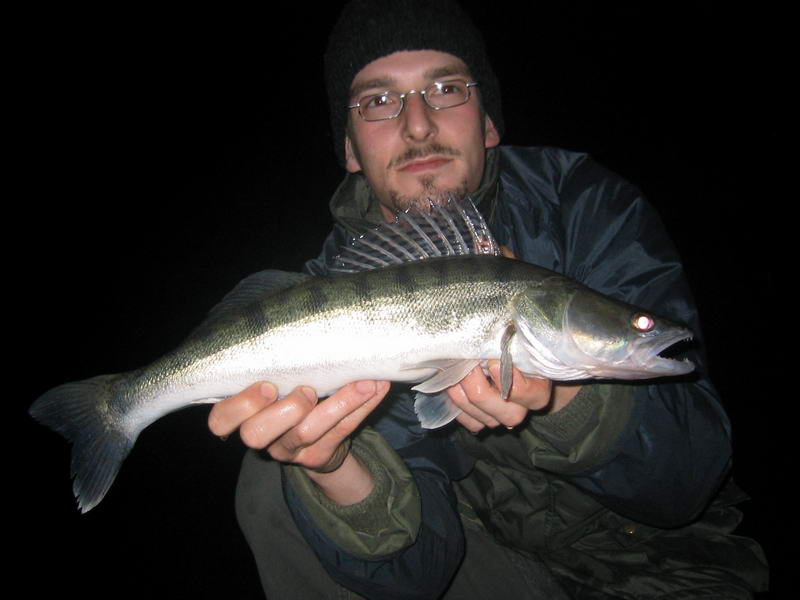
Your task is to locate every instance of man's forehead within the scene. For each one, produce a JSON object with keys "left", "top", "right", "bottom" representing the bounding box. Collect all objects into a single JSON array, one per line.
[{"left": 349, "top": 51, "right": 471, "bottom": 98}]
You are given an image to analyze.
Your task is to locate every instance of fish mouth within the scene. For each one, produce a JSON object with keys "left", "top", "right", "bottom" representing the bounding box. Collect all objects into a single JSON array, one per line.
[
  {"left": 573, "top": 327, "right": 695, "bottom": 380},
  {"left": 628, "top": 328, "right": 695, "bottom": 376}
]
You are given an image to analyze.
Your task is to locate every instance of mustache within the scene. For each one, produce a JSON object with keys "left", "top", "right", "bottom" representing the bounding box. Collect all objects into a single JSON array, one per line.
[{"left": 389, "top": 144, "right": 461, "bottom": 169}]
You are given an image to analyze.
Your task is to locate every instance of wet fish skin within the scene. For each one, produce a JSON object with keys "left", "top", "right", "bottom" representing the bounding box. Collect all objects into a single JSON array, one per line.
[{"left": 30, "top": 253, "right": 693, "bottom": 513}]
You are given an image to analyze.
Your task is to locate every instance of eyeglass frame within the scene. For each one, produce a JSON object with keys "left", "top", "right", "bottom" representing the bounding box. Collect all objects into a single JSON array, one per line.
[{"left": 347, "top": 80, "right": 479, "bottom": 122}]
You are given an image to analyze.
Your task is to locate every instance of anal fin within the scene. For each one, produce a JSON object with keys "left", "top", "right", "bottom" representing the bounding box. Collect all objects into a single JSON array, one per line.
[
  {"left": 414, "top": 391, "right": 463, "bottom": 429},
  {"left": 499, "top": 323, "right": 516, "bottom": 400}
]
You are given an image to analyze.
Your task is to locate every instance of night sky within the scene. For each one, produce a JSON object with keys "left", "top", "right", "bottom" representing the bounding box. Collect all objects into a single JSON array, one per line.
[{"left": 17, "top": 3, "right": 777, "bottom": 597}]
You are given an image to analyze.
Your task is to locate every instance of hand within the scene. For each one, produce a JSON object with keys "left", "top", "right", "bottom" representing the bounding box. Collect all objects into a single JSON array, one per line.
[
  {"left": 208, "top": 380, "right": 390, "bottom": 473},
  {"left": 446, "top": 245, "right": 580, "bottom": 433},
  {"left": 447, "top": 362, "right": 580, "bottom": 433}
]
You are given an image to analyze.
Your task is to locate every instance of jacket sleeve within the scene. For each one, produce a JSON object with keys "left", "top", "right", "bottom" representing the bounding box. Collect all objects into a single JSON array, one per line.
[
  {"left": 281, "top": 390, "right": 471, "bottom": 599},
  {"left": 504, "top": 150, "right": 732, "bottom": 527}
]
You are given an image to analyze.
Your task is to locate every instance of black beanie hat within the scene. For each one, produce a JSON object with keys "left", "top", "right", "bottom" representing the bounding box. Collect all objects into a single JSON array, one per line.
[{"left": 324, "top": 0, "right": 504, "bottom": 165}]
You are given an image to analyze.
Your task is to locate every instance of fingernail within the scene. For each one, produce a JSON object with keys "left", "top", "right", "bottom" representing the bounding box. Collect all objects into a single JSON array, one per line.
[
  {"left": 259, "top": 382, "right": 278, "bottom": 398},
  {"left": 355, "top": 380, "right": 376, "bottom": 395},
  {"left": 300, "top": 386, "right": 317, "bottom": 403}
]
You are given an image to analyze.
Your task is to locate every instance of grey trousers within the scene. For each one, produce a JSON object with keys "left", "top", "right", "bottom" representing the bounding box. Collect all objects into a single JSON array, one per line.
[{"left": 235, "top": 451, "right": 571, "bottom": 599}]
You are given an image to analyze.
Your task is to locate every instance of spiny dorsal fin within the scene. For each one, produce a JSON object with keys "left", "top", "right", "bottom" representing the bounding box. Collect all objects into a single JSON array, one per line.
[{"left": 330, "top": 196, "right": 500, "bottom": 273}]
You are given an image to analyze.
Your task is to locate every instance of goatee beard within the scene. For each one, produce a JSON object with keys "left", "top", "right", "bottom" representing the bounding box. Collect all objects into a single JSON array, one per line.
[
  {"left": 384, "top": 143, "right": 468, "bottom": 212},
  {"left": 387, "top": 176, "right": 471, "bottom": 213}
]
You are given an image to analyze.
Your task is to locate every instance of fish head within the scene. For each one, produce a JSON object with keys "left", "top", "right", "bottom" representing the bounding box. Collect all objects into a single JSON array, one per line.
[
  {"left": 511, "top": 278, "right": 694, "bottom": 381},
  {"left": 558, "top": 287, "right": 695, "bottom": 379}
]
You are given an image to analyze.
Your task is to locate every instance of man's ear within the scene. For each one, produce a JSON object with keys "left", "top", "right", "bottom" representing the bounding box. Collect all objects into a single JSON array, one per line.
[
  {"left": 345, "top": 136, "right": 362, "bottom": 173},
  {"left": 484, "top": 115, "right": 500, "bottom": 149}
]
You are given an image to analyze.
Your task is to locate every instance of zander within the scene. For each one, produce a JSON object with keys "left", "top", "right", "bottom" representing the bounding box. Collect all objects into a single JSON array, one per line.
[{"left": 30, "top": 199, "right": 693, "bottom": 513}]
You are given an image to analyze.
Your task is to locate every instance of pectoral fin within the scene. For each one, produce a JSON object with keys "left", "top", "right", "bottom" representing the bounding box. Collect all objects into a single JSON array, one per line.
[
  {"left": 499, "top": 323, "right": 516, "bottom": 400},
  {"left": 410, "top": 359, "right": 481, "bottom": 394},
  {"left": 414, "top": 391, "right": 463, "bottom": 429}
]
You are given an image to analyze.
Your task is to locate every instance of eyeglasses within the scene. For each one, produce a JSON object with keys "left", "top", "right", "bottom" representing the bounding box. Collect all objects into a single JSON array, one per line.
[{"left": 348, "top": 80, "right": 478, "bottom": 122}]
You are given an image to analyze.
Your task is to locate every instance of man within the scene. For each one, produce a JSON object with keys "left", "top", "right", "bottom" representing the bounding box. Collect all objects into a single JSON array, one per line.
[{"left": 208, "top": 1, "right": 767, "bottom": 598}]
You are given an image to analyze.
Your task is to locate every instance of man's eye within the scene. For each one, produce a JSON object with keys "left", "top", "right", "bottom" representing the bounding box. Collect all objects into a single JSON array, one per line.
[
  {"left": 366, "top": 93, "right": 396, "bottom": 108},
  {"left": 436, "top": 82, "right": 464, "bottom": 95}
]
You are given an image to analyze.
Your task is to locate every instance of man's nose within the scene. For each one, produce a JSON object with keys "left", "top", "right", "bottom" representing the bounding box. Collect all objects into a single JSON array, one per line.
[{"left": 401, "top": 92, "right": 437, "bottom": 142}]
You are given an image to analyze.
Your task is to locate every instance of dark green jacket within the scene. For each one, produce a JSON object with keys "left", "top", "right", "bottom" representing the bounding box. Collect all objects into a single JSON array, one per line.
[{"left": 275, "top": 146, "right": 768, "bottom": 598}]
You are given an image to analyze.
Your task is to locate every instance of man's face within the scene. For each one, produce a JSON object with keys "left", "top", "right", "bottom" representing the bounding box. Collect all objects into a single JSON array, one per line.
[{"left": 345, "top": 50, "right": 500, "bottom": 220}]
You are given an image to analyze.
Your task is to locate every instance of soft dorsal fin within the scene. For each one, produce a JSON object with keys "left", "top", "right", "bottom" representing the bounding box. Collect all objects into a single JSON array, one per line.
[
  {"left": 185, "top": 270, "right": 312, "bottom": 341},
  {"left": 330, "top": 197, "right": 500, "bottom": 273},
  {"left": 208, "top": 270, "right": 312, "bottom": 317}
]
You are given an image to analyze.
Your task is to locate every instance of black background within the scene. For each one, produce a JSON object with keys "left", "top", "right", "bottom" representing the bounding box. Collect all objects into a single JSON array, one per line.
[{"left": 15, "top": 3, "right": 778, "bottom": 598}]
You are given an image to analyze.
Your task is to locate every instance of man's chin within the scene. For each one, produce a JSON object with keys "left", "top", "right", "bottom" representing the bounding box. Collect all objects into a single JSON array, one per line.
[{"left": 386, "top": 181, "right": 470, "bottom": 213}]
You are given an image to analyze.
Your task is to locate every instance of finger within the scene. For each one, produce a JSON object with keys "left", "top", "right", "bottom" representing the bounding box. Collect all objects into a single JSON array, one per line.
[
  {"left": 237, "top": 385, "right": 318, "bottom": 449},
  {"left": 328, "top": 381, "right": 390, "bottom": 434},
  {"left": 500, "top": 245, "right": 517, "bottom": 259},
  {"left": 455, "top": 410, "right": 486, "bottom": 433},
  {"left": 447, "top": 368, "right": 501, "bottom": 428},
  {"left": 286, "top": 381, "right": 390, "bottom": 469},
  {"left": 461, "top": 360, "right": 528, "bottom": 427},
  {"left": 208, "top": 381, "right": 279, "bottom": 437},
  {"left": 279, "top": 380, "right": 389, "bottom": 456},
  {"left": 460, "top": 364, "right": 528, "bottom": 427},
  {"left": 489, "top": 363, "right": 552, "bottom": 412}
]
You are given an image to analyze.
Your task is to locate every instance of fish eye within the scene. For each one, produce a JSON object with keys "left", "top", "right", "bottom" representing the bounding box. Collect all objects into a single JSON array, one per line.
[{"left": 631, "top": 313, "right": 655, "bottom": 332}]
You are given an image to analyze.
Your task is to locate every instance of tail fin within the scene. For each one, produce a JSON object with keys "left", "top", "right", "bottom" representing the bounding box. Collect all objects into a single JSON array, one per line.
[{"left": 30, "top": 374, "right": 136, "bottom": 513}]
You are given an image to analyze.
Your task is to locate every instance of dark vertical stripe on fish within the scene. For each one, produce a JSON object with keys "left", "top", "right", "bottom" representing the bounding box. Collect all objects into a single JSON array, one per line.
[
  {"left": 245, "top": 305, "right": 270, "bottom": 341},
  {"left": 491, "top": 256, "right": 510, "bottom": 282},
  {"left": 392, "top": 260, "right": 415, "bottom": 295},
  {"left": 307, "top": 282, "right": 329, "bottom": 314},
  {"left": 353, "top": 271, "right": 373, "bottom": 308},
  {"left": 432, "top": 258, "right": 451, "bottom": 290}
]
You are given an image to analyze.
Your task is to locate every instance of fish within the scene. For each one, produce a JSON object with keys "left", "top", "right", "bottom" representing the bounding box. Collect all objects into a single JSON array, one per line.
[{"left": 30, "top": 198, "right": 694, "bottom": 513}]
